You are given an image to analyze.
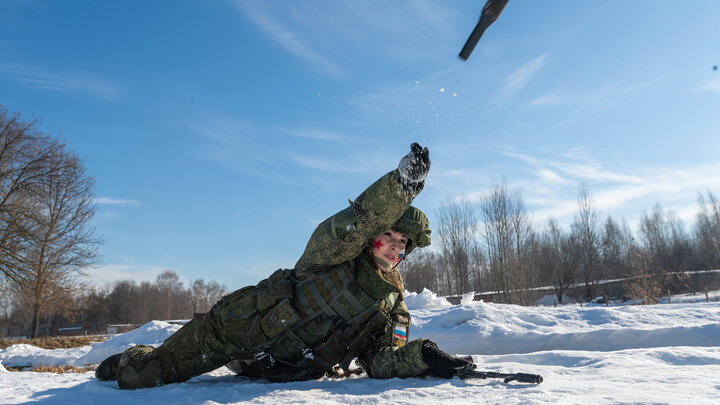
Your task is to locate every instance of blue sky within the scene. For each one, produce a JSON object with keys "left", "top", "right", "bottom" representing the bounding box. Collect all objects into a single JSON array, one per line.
[{"left": 2, "top": 0, "right": 719, "bottom": 289}]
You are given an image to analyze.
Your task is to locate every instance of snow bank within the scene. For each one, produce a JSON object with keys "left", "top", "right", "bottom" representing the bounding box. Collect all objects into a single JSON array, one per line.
[
  {"left": 0, "top": 360, "right": 7, "bottom": 372},
  {"left": 74, "top": 320, "right": 183, "bottom": 365},
  {"left": 460, "top": 291, "right": 476, "bottom": 305},
  {"left": 0, "top": 343, "right": 91, "bottom": 368},
  {"left": 0, "top": 321, "right": 183, "bottom": 368},
  {"left": 404, "top": 288, "right": 452, "bottom": 310},
  {"left": 415, "top": 300, "right": 720, "bottom": 356}
]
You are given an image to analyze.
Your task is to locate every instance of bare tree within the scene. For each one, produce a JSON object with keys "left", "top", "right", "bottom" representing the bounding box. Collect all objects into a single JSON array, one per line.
[
  {"left": 600, "top": 216, "right": 633, "bottom": 281},
  {"left": 479, "top": 180, "right": 533, "bottom": 304},
  {"left": 468, "top": 239, "right": 487, "bottom": 292},
  {"left": 135, "top": 280, "right": 157, "bottom": 322},
  {"left": 189, "top": 279, "right": 227, "bottom": 313},
  {"left": 155, "top": 270, "right": 190, "bottom": 320},
  {"left": 0, "top": 279, "right": 15, "bottom": 335},
  {"left": 694, "top": 191, "right": 720, "bottom": 270},
  {"left": 400, "top": 248, "right": 443, "bottom": 294},
  {"left": 509, "top": 192, "right": 536, "bottom": 305},
  {"left": 6, "top": 137, "right": 101, "bottom": 337},
  {"left": 0, "top": 106, "right": 66, "bottom": 284},
  {"left": 107, "top": 280, "right": 136, "bottom": 324},
  {"left": 435, "top": 199, "right": 477, "bottom": 297},
  {"left": 539, "top": 219, "right": 579, "bottom": 304},
  {"left": 639, "top": 205, "right": 693, "bottom": 275},
  {"left": 79, "top": 288, "right": 109, "bottom": 332},
  {"left": 571, "top": 183, "right": 603, "bottom": 301}
]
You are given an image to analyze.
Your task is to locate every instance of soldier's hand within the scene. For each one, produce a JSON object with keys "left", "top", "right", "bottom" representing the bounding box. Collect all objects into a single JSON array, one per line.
[
  {"left": 421, "top": 341, "right": 472, "bottom": 379},
  {"left": 398, "top": 143, "right": 430, "bottom": 193}
]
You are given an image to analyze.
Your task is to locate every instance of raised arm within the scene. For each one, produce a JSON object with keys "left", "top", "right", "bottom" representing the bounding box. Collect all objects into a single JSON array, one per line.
[{"left": 294, "top": 144, "right": 430, "bottom": 277}]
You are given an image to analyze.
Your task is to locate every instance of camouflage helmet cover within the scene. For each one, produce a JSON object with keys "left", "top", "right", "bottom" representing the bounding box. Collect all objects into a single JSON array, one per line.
[{"left": 391, "top": 206, "right": 431, "bottom": 254}]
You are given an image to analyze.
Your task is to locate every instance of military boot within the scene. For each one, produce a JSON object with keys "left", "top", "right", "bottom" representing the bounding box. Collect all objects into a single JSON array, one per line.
[
  {"left": 115, "top": 345, "right": 170, "bottom": 389},
  {"left": 95, "top": 353, "right": 123, "bottom": 381},
  {"left": 116, "top": 313, "right": 230, "bottom": 389}
]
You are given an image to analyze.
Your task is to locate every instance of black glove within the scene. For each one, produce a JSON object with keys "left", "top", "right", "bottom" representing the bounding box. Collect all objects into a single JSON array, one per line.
[
  {"left": 421, "top": 341, "right": 472, "bottom": 379},
  {"left": 397, "top": 143, "right": 430, "bottom": 194}
]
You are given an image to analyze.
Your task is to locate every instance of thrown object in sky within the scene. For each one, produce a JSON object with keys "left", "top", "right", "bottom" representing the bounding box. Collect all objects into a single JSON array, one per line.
[{"left": 458, "top": 0, "right": 509, "bottom": 61}]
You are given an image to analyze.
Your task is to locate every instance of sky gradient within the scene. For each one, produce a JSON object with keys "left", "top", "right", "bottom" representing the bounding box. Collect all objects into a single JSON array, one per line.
[{"left": 1, "top": 0, "right": 719, "bottom": 289}]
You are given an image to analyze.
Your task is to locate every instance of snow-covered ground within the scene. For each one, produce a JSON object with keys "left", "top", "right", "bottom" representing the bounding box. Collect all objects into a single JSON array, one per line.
[{"left": 2, "top": 290, "right": 719, "bottom": 404}]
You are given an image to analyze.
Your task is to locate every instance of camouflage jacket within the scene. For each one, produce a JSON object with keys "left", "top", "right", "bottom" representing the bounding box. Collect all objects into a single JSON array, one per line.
[{"left": 286, "top": 169, "right": 429, "bottom": 379}]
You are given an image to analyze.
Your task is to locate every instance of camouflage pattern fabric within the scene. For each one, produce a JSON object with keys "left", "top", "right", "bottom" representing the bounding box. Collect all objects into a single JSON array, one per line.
[
  {"left": 357, "top": 267, "right": 429, "bottom": 379},
  {"left": 294, "top": 171, "right": 419, "bottom": 277},
  {"left": 115, "top": 169, "right": 430, "bottom": 389}
]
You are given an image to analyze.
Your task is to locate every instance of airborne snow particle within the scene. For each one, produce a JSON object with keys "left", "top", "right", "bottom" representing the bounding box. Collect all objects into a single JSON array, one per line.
[{"left": 440, "top": 88, "right": 445, "bottom": 92}]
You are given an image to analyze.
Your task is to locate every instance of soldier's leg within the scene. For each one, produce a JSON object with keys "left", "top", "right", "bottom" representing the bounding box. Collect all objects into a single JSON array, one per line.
[
  {"left": 116, "top": 311, "right": 230, "bottom": 389},
  {"left": 115, "top": 286, "right": 265, "bottom": 389}
]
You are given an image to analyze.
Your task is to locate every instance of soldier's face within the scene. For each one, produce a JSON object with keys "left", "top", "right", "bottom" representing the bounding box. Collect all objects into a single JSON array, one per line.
[{"left": 373, "top": 229, "right": 408, "bottom": 272}]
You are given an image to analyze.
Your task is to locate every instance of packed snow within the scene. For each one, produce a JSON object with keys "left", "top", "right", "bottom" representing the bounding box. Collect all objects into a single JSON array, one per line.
[{"left": 1, "top": 289, "right": 719, "bottom": 404}]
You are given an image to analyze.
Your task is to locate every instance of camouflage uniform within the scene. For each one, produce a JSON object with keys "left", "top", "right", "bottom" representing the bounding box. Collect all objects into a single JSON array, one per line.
[{"left": 115, "top": 170, "right": 431, "bottom": 389}]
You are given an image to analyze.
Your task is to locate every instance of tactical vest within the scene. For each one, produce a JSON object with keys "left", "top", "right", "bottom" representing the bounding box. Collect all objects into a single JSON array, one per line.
[{"left": 251, "top": 260, "right": 398, "bottom": 377}]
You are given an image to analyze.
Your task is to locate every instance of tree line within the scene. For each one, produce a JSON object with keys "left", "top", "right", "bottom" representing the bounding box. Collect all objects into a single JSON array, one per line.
[
  {"left": 0, "top": 269, "right": 227, "bottom": 337},
  {"left": 401, "top": 180, "right": 720, "bottom": 306}
]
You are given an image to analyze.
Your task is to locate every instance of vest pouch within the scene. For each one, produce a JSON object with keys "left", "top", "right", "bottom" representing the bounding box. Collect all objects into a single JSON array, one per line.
[
  {"left": 257, "top": 278, "right": 293, "bottom": 312},
  {"left": 260, "top": 297, "right": 301, "bottom": 339}
]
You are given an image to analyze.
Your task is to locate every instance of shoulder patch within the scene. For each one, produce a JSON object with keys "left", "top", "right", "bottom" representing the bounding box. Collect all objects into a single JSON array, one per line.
[
  {"left": 330, "top": 206, "right": 357, "bottom": 240},
  {"left": 392, "top": 323, "right": 408, "bottom": 348}
]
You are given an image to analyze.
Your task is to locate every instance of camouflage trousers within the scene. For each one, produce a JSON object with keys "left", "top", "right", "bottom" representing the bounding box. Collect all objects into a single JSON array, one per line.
[{"left": 116, "top": 286, "right": 268, "bottom": 389}]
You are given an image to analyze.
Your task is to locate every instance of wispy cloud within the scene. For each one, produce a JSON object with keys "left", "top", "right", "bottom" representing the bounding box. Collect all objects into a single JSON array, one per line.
[
  {"left": 0, "top": 62, "right": 121, "bottom": 100},
  {"left": 283, "top": 128, "right": 351, "bottom": 142},
  {"left": 490, "top": 54, "right": 547, "bottom": 108},
  {"left": 233, "top": 1, "right": 344, "bottom": 78},
  {"left": 190, "top": 115, "right": 285, "bottom": 180},
  {"left": 231, "top": 1, "right": 458, "bottom": 78},
  {"left": 536, "top": 168, "right": 572, "bottom": 185},
  {"left": 433, "top": 146, "right": 720, "bottom": 230},
  {"left": 95, "top": 197, "right": 142, "bottom": 206},
  {"left": 529, "top": 92, "right": 570, "bottom": 106},
  {"left": 498, "top": 149, "right": 720, "bottom": 226},
  {"left": 698, "top": 77, "right": 720, "bottom": 92},
  {"left": 192, "top": 114, "right": 397, "bottom": 180},
  {"left": 530, "top": 81, "right": 652, "bottom": 112},
  {"left": 288, "top": 152, "right": 383, "bottom": 174}
]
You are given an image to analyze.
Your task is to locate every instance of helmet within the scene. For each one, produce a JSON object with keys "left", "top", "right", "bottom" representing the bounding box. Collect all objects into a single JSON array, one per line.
[{"left": 391, "top": 206, "right": 431, "bottom": 255}]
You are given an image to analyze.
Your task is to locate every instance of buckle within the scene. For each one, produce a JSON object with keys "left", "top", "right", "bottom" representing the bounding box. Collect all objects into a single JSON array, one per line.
[
  {"left": 253, "top": 351, "right": 276, "bottom": 368},
  {"left": 301, "top": 348, "right": 315, "bottom": 360},
  {"left": 334, "top": 317, "right": 348, "bottom": 330}
]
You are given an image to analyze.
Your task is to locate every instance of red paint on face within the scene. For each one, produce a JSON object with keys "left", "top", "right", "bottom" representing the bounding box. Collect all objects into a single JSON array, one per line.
[{"left": 372, "top": 230, "right": 408, "bottom": 272}]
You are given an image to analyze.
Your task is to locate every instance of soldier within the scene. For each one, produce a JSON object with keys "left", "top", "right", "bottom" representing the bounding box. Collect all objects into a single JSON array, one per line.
[{"left": 96, "top": 143, "right": 472, "bottom": 388}]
